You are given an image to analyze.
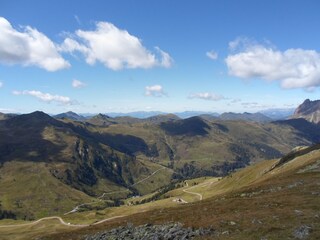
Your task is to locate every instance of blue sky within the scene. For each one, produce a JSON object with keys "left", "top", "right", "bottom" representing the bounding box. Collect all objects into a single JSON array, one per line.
[{"left": 1, "top": 0, "right": 320, "bottom": 114}]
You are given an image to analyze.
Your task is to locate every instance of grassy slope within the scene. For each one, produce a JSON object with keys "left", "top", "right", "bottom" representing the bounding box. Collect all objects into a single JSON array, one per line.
[
  {"left": 94, "top": 119, "right": 314, "bottom": 174},
  {"left": 37, "top": 146, "right": 320, "bottom": 240},
  {"left": 0, "top": 161, "right": 94, "bottom": 219}
]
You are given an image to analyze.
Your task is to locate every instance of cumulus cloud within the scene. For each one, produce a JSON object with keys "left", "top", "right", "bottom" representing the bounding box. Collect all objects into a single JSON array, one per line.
[
  {"left": 206, "top": 50, "right": 218, "bottom": 60},
  {"left": 225, "top": 38, "right": 320, "bottom": 89},
  {"left": 72, "top": 79, "right": 86, "bottom": 88},
  {"left": 189, "top": 92, "right": 225, "bottom": 101},
  {"left": 60, "top": 21, "right": 173, "bottom": 70},
  {"left": 0, "top": 17, "right": 70, "bottom": 71},
  {"left": 13, "top": 90, "right": 75, "bottom": 105},
  {"left": 145, "top": 85, "right": 166, "bottom": 97}
]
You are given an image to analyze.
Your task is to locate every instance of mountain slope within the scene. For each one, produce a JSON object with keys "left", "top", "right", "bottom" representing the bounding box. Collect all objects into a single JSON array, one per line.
[
  {"left": 0, "top": 112, "right": 172, "bottom": 199},
  {"left": 40, "top": 143, "right": 320, "bottom": 240},
  {"left": 220, "top": 112, "right": 272, "bottom": 122},
  {"left": 291, "top": 99, "right": 320, "bottom": 123},
  {"left": 54, "top": 111, "right": 86, "bottom": 121}
]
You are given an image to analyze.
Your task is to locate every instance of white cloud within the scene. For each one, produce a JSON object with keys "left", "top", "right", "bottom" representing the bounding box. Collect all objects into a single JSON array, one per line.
[
  {"left": 13, "top": 90, "right": 75, "bottom": 105},
  {"left": 226, "top": 38, "right": 320, "bottom": 89},
  {"left": 60, "top": 21, "right": 173, "bottom": 70},
  {"left": 72, "top": 79, "right": 86, "bottom": 88},
  {"left": 189, "top": 92, "right": 225, "bottom": 101},
  {"left": 145, "top": 85, "right": 166, "bottom": 97},
  {"left": 0, "top": 17, "right": 70, "bottom": 71},
  {"left": 206, "top": 50, "right": 218, "bottom": 60},
  {"left": 0, "top": 82, "right": 3, "bottom": 88}
]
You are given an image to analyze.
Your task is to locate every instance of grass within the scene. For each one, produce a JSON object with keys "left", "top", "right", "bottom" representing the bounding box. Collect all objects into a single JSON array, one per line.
[
  {"left": 37, "top": 146, "right": 320, "bottom": 240},
  {"left": 0, "top": 161, "right": 94, "bottom": 219},
  {"left": 1, "top": 114, "right": 320, "bottom": 239}
]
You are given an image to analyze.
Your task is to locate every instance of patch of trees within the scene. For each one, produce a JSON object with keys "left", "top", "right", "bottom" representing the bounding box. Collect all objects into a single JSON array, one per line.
[
  {"left": 78, "top": 199, "right": 124, "bottom": 212},
  {"left": 172, "top": 163, "right": 209, "bottom": 179},
  {"left": 0, "top": 209, "right": 17, "bottom": 220}
]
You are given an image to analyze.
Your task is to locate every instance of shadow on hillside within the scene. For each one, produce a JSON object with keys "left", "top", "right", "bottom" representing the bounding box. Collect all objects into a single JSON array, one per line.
[{"left": 0, "top": 112, "right": 66, "bottom": 163}]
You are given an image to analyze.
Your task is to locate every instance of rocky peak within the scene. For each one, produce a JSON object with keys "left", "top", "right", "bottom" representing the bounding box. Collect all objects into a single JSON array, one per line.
[{"left": 292, "top": 99, "right": 320, "bottom": 124}]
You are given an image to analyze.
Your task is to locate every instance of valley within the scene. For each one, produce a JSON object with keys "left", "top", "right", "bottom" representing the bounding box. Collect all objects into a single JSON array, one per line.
[
  {"left": 0, "top": 143, "right": 319, "bottom": 239},
  {"left": 0, "top": 99, "right": 320, "bottom": 239}
]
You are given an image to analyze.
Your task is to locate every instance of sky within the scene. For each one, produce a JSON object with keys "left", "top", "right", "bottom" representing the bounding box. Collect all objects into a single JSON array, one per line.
[{"left": 1, "top": 0, "right": 320, "bottom": 114}]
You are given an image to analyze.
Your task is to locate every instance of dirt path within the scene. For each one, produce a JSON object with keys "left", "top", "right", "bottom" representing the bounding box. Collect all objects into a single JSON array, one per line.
[
  {"left": 0, "top": 216, "right": 86, "bottom": 228},
  {"left": 183, "top": 182, "right": 203, "bottom": 200},
  {"left": 65, "top": 166, "right": 167, "bottom": 215},
  {"left": 181, "top": 179, "right": 218, "bottom": 201},
  {"left": 131, "top": 166, "right": 166, "bottom": 186},
  {"left": 0, "top": 215, "right": 128, "bottom": 228}
]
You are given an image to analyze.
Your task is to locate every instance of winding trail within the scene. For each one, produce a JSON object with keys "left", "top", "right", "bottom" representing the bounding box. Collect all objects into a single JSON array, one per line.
[
  {"left": 0, "top": 215, "right": 127, "bottom": 228},
  {"left": 183, "top": 182, "right": 203, "bottom": 200},
  {"left": 65, "top": 166, "right": 167, "bottom": 215},
  {"left": 0, "top": 167, "right": 168, "bottom": 227},
  {"left": 180, "top": 179, "right": 219, "bottom": 202},
  {"left": 131, "top": 166, "right": 166, "bottom": 186}
]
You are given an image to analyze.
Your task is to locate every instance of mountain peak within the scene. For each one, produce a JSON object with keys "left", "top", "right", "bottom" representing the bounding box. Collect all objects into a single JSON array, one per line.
[
  {"left": 292, "top": 99, "right": 320, "bottom": 123},
  {"left": 54, "top": 111, "right": 85, "bottom": 121},
  {"left": 7, "top": 111, "right": 60, "bottom": 127}
]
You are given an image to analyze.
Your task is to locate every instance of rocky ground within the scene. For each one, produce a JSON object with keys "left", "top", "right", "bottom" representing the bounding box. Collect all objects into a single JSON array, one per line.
[{"left": 84, "top": 222, "right": 214, "bottom": 240}]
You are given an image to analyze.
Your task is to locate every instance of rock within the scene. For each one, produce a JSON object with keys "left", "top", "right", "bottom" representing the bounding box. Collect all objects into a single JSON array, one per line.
[
  {"left": 252, "top": 219, "right": 263, "bottom": 224},
  {"left": 293, "top": 225, "right": 312, "bottom": 239},
  {"left": 84, "top": 222, "right": 214, "bottom": 240},
  {"left": 294, "top": 210, "right": 304, "bottom": 216},
  {"left": 229, "top": 221, "right": 236, "bottom": 226}
]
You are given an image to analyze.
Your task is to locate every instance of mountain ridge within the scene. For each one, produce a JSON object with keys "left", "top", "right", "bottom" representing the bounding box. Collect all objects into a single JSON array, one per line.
[{"left": 291, "top": 99, "right": 320, "bottom": 123}]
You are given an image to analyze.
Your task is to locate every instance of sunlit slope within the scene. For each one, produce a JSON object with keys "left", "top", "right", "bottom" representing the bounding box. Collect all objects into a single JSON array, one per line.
[
  {"left": 0, "top": 161, "right": 94, "bottom": 219},
  {"left": 41, "top": 144, "right": 320, "bottom": 240}
]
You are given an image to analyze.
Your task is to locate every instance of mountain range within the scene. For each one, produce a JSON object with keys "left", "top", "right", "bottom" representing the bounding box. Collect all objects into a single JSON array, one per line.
[
  {"left": 51, "top": 108, "right": 295, "bottom": 122},
  {"left": 0, "top": 99, "right": 320, "bottom": 239}
]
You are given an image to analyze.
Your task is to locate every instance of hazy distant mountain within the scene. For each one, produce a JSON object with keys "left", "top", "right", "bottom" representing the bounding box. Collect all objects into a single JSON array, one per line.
[
  {"left": 259, "top": 108, "right": 295, "bottom": 120},
  {"left": 174, "top": 111, "right": 219, "bottom": 119},
  {"left": 144, "top": 114, "right": 180, "bottom": 124},
  {"left": 198, "top": 114, "right": 219, "bottom": 121},
  {"left": 104, "top": 111, "right": 219, "bottom": 119},
  {"left": 86, "top": 113, "right": 116, "bottom": 126},
  {"left": 106, "top": 111, "right": 165, "bottom": 118},
  {"left": 54, "top": 111, "right": 86, "bottom": 121},
  {"left": 291, "top": 99, "right": 320, "bottom": 124},
  {"left": 219, "top": 112, "right": 271, "bottom": 122}
]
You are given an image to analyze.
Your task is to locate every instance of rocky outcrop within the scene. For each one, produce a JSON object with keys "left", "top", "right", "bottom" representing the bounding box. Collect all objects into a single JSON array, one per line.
[
  {"left": 291, "top": 99, "right": 320, "bottom": 124},
  {"left": 85, "top": 222, "right": 214, "bottom": 240}
]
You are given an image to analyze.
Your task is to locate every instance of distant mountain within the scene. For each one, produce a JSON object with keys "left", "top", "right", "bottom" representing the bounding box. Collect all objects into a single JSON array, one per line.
[
  {"left": 160, "top": 116, "right": 211, "bottom": 136},
  {"left": 174, "top": 111, "right": 219, "bottom": 119},
  {"left": 106, "top": 111, "right": 165, "bottom": 119},
  {"left": 291, "top": 99, "right": 320, "bottom": 124},
  {"left": 54, "top": 111, "right": 86, "bottom": 121},
  {"left": 104, "top": 111, "right": 219, "bottom": 119},
  {"left": 86, "top": 113, "right": 116, "bottom": 126},
  {"left": 259, "top": 108, "right": 295, "bottom": 120},
  {"left": 198, "top": 114, "right": 219, "bottom": 121},
  {"left": 144, "top": 114, "right": 180, "bottom": 124},
  {"left": 219, "top": 112, "right": 271, "bottom": 123}
]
